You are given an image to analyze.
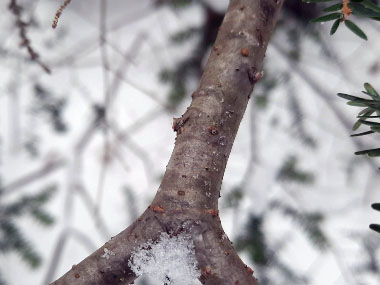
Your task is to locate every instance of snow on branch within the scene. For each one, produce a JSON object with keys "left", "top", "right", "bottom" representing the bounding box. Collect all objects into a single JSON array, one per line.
[{"left": 129, "top": 232, "right": 200, "bottom": 285}]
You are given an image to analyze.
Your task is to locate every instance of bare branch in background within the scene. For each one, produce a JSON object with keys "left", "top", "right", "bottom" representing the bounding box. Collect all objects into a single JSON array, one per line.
[
  {"left": 8, "top": 0, "right": 51, "bottom": 73},
  {"left": 52, "top": 0, "right": 72, "bottom": 29},
  {"left": 1, "top": 158, "right": 65, "bottom": 196},
  {"left": 43, "top": 227, "right": 98, "bottom": 285}
]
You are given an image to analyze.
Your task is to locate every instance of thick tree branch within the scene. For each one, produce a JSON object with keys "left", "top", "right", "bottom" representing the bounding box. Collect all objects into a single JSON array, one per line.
[{"left": 51, "top": 0, "right": 283, "bottom": 284}]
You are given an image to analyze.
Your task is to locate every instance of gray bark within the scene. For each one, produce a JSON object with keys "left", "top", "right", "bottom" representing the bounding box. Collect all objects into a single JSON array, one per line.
[{"left": 51, "top": 0, "right": 283, "bottom": 284}]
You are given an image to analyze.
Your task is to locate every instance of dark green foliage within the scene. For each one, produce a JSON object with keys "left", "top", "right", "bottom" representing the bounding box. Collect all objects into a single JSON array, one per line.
[
  {"left": 254, "top": 95, "right": 270, "bottom": 108},
  {"left": 310, "top": 12, "right": 342, "bottom": 22},
  {"left": 337, "top": 83, "right": 380, "bottom": 135},
  {"left": 159, "top": 69, "right": 187, "bottom": 108},
  {"left": 370, "top": 203, "right": 380, "bottom": 234},
  {"left": 155, "top": 0, "right": 192, "bottom": 9},
  {"left": 330, "top": 19, "right": 340, "bottom": 34},
  {"left": 283, "top": 0, "right": 320, "bottom": 24},
  {"left": 350, "top": 130, "right": 374, "bottom": 137},
  {"left": 345, "top": 20, "right": 368, "bottom": 40},
  {"left": 364, "top": 82, "right": 380, "bottom": 98},
  {"left": 305, "top": 0, "right": 380, "bottom": 40},
  {"left": 338, "top": 83, "right": 380, "bottom": 235},
  {"left": 253, "top": 69, "right": 280, "bottom": 109},
  {"left": 360, "top": 120, "right": 380, "bottom": 127},
  {"left": 286, "top": 29, "right": 302, "bottom": 61},
  {"left": 224, "top": 187, "right": 243, "bottom": 208},
  {"left": 337, "top": 92, "right": 376, "bottom": 104},
  {"left": 271, "top": 201, "right": 328, "bottom": 250},
  {"left": 350, "top": 1, "right": 380, "bottom": 17},
  {"left": 259, "top": 71, "right": 279, "bottom": 91},
  {"left": 236, "top": 216, "right": 269, "bottom": 265},
  {"left": 0, "top": 221, "right": 41, "bottom": 268},
  {"left": 3, "top": 185, "right": 56, "bottom": 224},
  {"left": 33, "top": 84, "right": 67, "bottom": 133},
  {"left": 277, "top": 156, "right": 314, "bottom": 184},
  {"left": 355, "top": 109, "right": 376, "bottom": 130},
  {"left": 0, "top": 185, "right": 56, "bottom": 274},
  {"left": 288, "top": 94, "right": 317, "bottom": 148},
  {"left": 362, "top": 0, "right": 380, "bottom": 12},
  {"left": 170, "top": 27, "right": 201, "bottom": 43},
  {"left": 323, "top": 3, "right": 343, "bottom": 12},
  {"left": 236, "top": 214, "right": 308, "bottom": 284},
  {"left": 303, "top": 213, "right": 328, "bottom": 248},
  {"left": 157, "top": 4, "right": 224, "bottom": 109},
  {"left": 372, "top": 203, "right": 380, "bottom": 211},
  {"left": 159, "top": 0, "right": 308, "bottom": 111},
  {"left": 357, "top": 115, "right": 380, "bottom": 118},
  {"left": 30, "top": 208, "right": 54, "bottom": 225},
  {"left": 370, "top": 224, "right": 380, "bottom": 233},
  {"left": 354, "top": 234, "right": 380, "bottom": 277}
]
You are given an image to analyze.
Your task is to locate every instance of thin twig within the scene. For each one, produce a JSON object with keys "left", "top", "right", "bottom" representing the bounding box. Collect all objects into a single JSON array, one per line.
[
  {"left": 52, "top": 0, "right": 72, "bottom": 29},
  {"left": 95, "top": 0, "right": 110, "bottom": 218},
  {"left": 1, "top": 158, "right": 65, "bottom": 195},
  {"left": 8, "top": 0, "right": 51, "bottom": 73}
]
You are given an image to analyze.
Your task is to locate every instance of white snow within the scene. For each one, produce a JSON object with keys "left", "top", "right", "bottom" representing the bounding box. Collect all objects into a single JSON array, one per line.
[
  {"left": 101, "top": 248, "right": 116, "bottom": 260},
  {"left": 129, "top": 232, "right": 201, "bottom": 285}
]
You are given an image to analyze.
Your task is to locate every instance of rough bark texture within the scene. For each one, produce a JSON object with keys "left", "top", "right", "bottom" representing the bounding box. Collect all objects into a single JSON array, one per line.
[{"left": 51, "top": 0, "right": 284, "bottom": 284}]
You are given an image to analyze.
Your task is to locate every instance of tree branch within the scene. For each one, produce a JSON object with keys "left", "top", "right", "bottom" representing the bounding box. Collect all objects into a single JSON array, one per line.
[{"left": 51, "top": 0, "right": 284, "bottom": 284}]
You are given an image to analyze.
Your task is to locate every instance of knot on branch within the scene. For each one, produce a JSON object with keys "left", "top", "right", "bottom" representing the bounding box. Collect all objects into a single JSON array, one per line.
[
  {"left": 172, "top": 115, "right": 190, "bottom": 134},
  {"left": 204, "top": 209, "right": 219, "bottom": 217},
  {"left": 150, "top": 205, "right": 165, "bottom": 213}
]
